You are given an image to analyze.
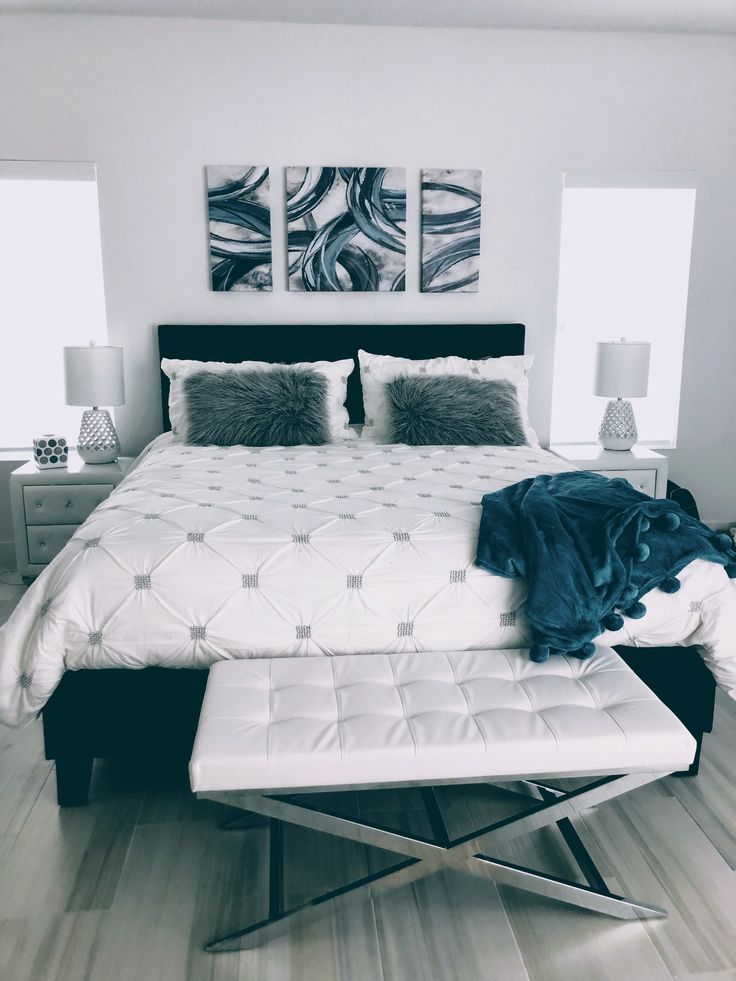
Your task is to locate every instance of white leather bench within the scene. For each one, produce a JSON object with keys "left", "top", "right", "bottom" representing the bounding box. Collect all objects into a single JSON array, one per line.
[{"left": 191, "top": 646, "right": 696, "bottom": 952}]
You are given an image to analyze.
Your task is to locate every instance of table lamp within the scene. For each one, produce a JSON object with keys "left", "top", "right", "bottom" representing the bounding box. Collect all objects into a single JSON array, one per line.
[
  {"left": 594, "top": 339, "right": 650, "bottom": 451},
  {"left": 64, "top": 343, "right": 125, "bottom": 464}
]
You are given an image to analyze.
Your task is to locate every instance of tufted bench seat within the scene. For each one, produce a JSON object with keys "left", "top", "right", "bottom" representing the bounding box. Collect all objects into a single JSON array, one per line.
[{"left": 191, "top": 646, "right": 696, "bottom": 952}]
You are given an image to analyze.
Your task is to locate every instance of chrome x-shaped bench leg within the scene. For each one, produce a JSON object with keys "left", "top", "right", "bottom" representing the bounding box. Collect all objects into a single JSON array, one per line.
[{"left": 201, "top": 771, "right": 667, "bottom": 952}]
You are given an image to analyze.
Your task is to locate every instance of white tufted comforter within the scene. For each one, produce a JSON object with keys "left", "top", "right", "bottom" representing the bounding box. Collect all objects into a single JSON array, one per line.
[{"left": 1, "top": 435, "right": 735, "bottom": 727}]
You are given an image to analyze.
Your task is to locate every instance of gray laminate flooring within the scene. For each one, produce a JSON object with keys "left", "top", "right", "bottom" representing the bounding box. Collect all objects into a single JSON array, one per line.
[{"left": 1, "top": 576, "right": 735, "bottom": 981}]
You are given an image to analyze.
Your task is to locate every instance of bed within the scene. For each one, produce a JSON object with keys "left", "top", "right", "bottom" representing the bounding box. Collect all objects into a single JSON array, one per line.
[{"left": 0, "top": 323, "right": 728, "bottom": 804}]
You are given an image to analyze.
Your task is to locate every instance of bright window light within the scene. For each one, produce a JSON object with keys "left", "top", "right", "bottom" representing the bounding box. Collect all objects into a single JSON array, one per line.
[
  {"left": 551, "top": 180, "right": 696, "bottom": 447},
  {"left": 0, "top": 162, "right": 108, "bottom": 450}
]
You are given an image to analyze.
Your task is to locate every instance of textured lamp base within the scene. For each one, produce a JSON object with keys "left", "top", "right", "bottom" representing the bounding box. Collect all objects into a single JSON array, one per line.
[
  {"left": 599, "top": 398, "right": 637, "bottom": 451},
  {"left": 77, "top": 409, "right": 120, "bottom": 464}
]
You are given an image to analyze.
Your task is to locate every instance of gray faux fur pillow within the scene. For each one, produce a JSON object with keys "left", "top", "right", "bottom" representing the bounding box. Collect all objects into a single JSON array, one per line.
[
  {"left": 182, "top": 366, "right": 330, "bottom": 446},
  {"left": 385, "top": 374, "right": 527, "bottom": 446}
]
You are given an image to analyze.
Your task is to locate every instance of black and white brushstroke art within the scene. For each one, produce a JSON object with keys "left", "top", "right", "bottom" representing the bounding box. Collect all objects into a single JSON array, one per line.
[
  {"left": 206, "top": 166, "right": 273, "bottom": 291},
  {"left": 286, "top": 167, "right": 406, "bottom": 291},
  {"left": 421, "top": 169, "right": 482, "bottom": 293}
]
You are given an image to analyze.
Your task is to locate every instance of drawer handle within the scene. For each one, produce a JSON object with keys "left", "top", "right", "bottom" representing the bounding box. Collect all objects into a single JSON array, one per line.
[
  {"left": 39, "top": 542, "right": 45, "bottom": 548},
  {"left": 36, "top": 502, "right": 42, "bottom": 508},
  {"left": 65, "top": 501, "right": 72, "bottom": 508}
]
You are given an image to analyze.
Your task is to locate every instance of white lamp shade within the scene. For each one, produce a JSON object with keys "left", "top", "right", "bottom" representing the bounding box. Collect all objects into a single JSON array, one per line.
[
  {"left": 64, "top": 345, "right": 125, "bottom": 407},
  {"left": 594, "top": 341, "right": 650, "bottom": 398}
]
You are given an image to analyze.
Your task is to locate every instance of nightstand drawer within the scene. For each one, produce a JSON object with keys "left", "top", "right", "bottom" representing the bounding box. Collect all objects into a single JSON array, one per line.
[
  {"left": 23, "top": 483, "right": 114, "bottom": 525},
  {"left": 593, "top": 468, "right": 657, "bottom": 497},
  {"left": 26, "top": 524, "right": 79, "bottom": 564}
]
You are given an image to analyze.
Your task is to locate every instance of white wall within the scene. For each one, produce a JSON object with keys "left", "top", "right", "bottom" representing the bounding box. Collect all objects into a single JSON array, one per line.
[{"left": 0, "top": 13, "right": 734, "bottom": 531}]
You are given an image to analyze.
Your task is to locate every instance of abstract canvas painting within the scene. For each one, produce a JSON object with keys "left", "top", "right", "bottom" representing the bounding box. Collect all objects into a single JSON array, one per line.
[
  {"left": 206, "top": 166, "right": 272, "bottom": 291},
  {"left": 421, "top": 169, "right": 482, "bottom": 292},
  {"left": 286, "top": 167, "right": 406, "bottom": 291}
]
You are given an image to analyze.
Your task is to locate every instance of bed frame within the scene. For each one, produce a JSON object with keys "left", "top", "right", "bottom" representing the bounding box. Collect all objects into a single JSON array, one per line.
[{"left": 41, "top": 323, "right": 716, "bottom": 805}]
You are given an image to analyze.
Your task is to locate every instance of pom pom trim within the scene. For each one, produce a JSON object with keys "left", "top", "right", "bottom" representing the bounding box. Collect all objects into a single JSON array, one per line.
[
  {"left": 603, "top": 611, "right": 625, "bottom": 631},
  {"left": 634, "top": 543, "right": 650, "bottom": 563},
  {"left": 715, "top": 532, "right": 733, "bottom": 553},
  {"left": 625, "top": 601, "right": 647, "bottom": 620},
  {"left": 619, "top": 586, "right": 639, "bottom": 606},
  {"left": 660, "top": 575, "right": 681, "bottom": 594},
  {"left": 574, "top": 642, "right": 596, "bottom": 659}
]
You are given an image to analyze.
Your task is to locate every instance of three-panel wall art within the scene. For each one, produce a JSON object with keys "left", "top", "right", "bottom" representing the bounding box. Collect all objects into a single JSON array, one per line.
[{"left": 205, "top": 165, "right": 482, "bottom": 294}]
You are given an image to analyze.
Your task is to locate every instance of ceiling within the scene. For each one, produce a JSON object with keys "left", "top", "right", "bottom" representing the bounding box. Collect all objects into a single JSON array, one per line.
[{"left": 2, "top": 0, "right": 736, "bottom": 35}]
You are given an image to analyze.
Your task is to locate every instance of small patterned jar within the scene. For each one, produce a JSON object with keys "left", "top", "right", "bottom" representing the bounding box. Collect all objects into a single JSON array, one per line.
[{"left": 33, "top": 434, "right": 69, "bottom": 470}]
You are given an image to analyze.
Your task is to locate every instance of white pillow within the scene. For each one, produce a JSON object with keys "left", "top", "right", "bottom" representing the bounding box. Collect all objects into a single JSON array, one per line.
[
  {"left": 161, "top": 357, "right": 355, "bottom": 443},
  {"left": 358, "top": 350, "right": 539, "bottom": 445}
]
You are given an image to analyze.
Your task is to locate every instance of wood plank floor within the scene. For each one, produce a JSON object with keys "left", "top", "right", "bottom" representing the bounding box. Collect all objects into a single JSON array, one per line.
[{"left": 1, "top": 576, "right": 735, "bottom": 981}]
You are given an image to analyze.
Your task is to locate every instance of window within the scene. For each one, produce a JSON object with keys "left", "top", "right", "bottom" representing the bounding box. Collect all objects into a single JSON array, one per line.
[
  {"left": 0, "top": 161, "right": 108, "bottom": 449},
  {"left": 551, "top": 173, "right": 697, "bottom": 447}
]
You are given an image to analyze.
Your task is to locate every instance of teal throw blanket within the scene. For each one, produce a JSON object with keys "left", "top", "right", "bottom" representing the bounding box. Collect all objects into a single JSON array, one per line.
[{"left": 475, "top": 471, "right": 736, "bottom": 661}]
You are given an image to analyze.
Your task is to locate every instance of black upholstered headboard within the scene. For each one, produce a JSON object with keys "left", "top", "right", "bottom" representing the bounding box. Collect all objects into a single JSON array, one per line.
[{"left": 157, "top": 323, "right": 526, "bottom": 430}]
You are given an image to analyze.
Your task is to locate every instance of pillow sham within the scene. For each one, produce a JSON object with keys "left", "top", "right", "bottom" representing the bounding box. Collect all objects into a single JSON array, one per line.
[
  {"left": 182, "top": 366, "right": 329, "bottom": 446},
  {"left": 358, "top": 349, "right": 538, "bottom": 445},
  {"left": 385, "top": 374, "right": 527, "bottom": 446},
  {"left": 161, "top": 356, "right": 354, "bottom": 443}
]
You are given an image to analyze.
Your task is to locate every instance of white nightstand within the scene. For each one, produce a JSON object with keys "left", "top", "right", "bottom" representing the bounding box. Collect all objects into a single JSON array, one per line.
[
  {"left": 11, "top": 454, "right": 133, "bottom": 580},
  {"left": 550, "top": 444, "right": 668, "bottom": 499}
]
